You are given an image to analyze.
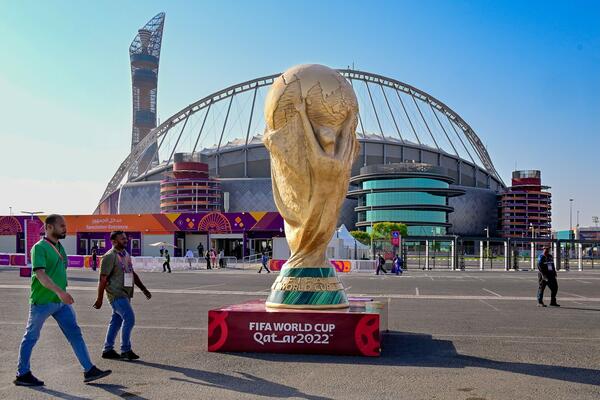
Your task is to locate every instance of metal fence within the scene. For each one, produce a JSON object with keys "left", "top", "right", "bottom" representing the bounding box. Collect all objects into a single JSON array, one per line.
[{"left": 371, "top": 236, "right": 600, "bottom": 271}]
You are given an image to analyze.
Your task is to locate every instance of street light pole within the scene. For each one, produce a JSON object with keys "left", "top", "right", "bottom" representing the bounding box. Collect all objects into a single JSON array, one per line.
[
  {"left": 569, "top": 198, "right": 574, "bottom": 230},
  {"left": 21, "top": 211, "right": 44, "bottom": 220},
  {"left": 484, "top": 226, "right": 489, "bottom": 260},
  {"left": 530, "top": 223, "right": 535, "bottom": 239},
  {"left": 369, "top": 207, "right": 374, "bottom": 260}
]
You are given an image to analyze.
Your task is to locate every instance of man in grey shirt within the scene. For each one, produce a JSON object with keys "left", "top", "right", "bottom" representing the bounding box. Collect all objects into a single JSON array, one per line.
[{"left": 94, "top": 231, "right": 152, "bottom": 360}]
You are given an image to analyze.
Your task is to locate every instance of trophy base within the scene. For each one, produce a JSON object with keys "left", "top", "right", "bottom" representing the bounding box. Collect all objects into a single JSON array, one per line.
[
  {"left": 266, "top": 266, "right": 349, "bottom": 309},
  {"left": 208, "top": 298, "right": 387, "bottom": 357}
]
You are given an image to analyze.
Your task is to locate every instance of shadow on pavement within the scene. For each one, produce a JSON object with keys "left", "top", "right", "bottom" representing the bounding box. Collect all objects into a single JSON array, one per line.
[
  {"left": 32, "top": 387, "right": 91, "bottom": 400},
  {"left": 137, "top": 360, "right": 332, "bottom": 400},
  {"left": 87, "top": 383, "right": 149, "bottom": 399},
  {"left": 233, "top": 332, "right": 600, "bottom": 387},
  {"left": 557, "top": 307, "right": 600, "bottom": 312}
]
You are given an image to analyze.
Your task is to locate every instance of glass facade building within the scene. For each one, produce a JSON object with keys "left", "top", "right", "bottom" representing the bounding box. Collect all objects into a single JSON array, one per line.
[{"left": 348, "top": 163, "right": 464, "bottom": 236}]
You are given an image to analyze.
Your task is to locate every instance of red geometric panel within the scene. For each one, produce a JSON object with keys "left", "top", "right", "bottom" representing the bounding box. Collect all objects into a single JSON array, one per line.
[
  {"left": 197, "top": 212, "right": 232, "bottom": 233},
  {"left": 0, "top": 216, "right": 22, "bottom": 235}
]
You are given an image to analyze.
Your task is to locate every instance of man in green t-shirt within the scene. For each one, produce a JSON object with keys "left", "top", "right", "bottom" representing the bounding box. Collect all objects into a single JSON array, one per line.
[
  {"left": 94, "top": 231, "right": 151, "bottom": 361},
  {"left": 14, "top": 214, "right": 112, "bottom": 387}
]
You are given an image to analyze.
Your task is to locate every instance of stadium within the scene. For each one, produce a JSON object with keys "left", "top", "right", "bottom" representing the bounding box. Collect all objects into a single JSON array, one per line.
[{"left": 95, "top": 12, "right": 505, "bottom": 238}]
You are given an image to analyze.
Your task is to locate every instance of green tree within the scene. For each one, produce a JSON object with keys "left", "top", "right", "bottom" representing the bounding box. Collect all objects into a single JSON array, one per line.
[
  {"left": 370, "top": 222, "right": 408, "bottom": 240},
  {"left": 350, "top": 230, "right": 371, "bottom": 245}
]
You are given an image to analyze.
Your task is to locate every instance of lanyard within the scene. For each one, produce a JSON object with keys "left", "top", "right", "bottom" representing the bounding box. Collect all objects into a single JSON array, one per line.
[
  {"left": 116, "top": 250, "right": 133, "bottom": 273},
  {"left": 44, "top": 237, "right": 64, "bottom": 261}
]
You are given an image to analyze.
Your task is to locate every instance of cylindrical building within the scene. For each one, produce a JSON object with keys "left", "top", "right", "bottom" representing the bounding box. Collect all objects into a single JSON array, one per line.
[
  {"left": 160, "top": 153, "right": 221, "bottom": 213},
  {"left": 348, "top": 163, "right": 464, "bottom": 236},
  {"left": 498, "top": 170, "right": 552, "bottom": 239}
]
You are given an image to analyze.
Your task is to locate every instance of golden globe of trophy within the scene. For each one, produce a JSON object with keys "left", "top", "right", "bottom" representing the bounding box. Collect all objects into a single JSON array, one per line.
[{"left": 263, "top": 64, "right": 360, "bottom": 309}]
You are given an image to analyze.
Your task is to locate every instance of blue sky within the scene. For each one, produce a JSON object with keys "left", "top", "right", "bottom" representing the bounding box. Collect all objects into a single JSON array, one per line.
[{"left": 0, "top": 0, "right": 598, "bottom": 230}]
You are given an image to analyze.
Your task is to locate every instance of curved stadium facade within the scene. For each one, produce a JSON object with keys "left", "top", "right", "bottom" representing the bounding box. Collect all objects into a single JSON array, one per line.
[
  {"left": 348, "top": 163, "right": 465, "bottom": 236},
  {"left": 97, "top": 52, "right": 505, "bottom": 237}
]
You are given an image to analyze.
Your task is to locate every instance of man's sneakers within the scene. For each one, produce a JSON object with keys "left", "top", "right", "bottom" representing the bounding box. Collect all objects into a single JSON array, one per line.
[
  {"left": 102, "top": 349, "right": 121, "bottom": 359},
  {"left": 14, "top": 372, "right": 44, "bottom": 386},
  {"left": 16, "top": 368, "right": 111, "bottom": 385},
  {"left": 538, "top": 302, "right": 561, "bottom": 307},
  {"left": 120, "top": 350, "right": 140, "bottom": 361},
  {"left": 83, "top": 366, "right": 112, "bottom": 383},
  {"left": 102, "top": 349, "right": 140, "bottom": 361}
]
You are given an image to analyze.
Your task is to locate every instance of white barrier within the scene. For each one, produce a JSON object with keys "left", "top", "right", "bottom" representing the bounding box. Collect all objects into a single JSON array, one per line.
[
  {"left": 133, "top": 257, "right": 210, "bottom": 272},
  {"left": 350, "top": 260, "right": 377, "bottom": 272},
  {"left": 131, "top": 256, "right": 244, "bottom": 271}
]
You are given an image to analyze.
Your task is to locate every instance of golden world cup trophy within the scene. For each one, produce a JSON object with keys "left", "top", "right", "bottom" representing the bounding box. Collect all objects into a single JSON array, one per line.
[{"left": 263, "top": 64, "right": 360, "bottom": 309}]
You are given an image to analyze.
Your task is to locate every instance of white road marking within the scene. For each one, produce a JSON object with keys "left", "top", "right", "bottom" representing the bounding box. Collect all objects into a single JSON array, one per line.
[
  {"left": 1, "top": 284, "right": 599, "bottom": 301},
  {"left": 415, "top": 287, "right": 420, "bottom": 296},
  {"left": 577, "top": 280, "right": 592, "bottom": 284},
  {"left": 410, "top": 333, "right": 600, "bottom": 341},
  {"left": 0, "top": 321, "right": 206, "bottom": 330},
  {"left": 479, "top": 299, "right": 501, "bottom": 312},
  {"left": 482, "top": 288, "right": 502, "bottom": 297},
  {"left": 560, "top": 291, "right": 586, "bottom": 298},
  {"left": 185, "top": 283, "right": 227, "bottom": 290}
]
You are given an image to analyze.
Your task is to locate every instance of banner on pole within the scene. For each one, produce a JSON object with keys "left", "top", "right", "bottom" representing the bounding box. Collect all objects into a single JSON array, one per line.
[
  {"left": 391, "top": 231, "right": 401, "bottom": 247},
  {"left": 24, "top": 219, "right": 43, "bottom": 267}
]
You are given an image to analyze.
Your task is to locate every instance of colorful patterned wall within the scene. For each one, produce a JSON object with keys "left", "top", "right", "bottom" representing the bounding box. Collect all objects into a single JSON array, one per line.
[{"left": 0, "top": 212, "right": 283, "bottom": 235}]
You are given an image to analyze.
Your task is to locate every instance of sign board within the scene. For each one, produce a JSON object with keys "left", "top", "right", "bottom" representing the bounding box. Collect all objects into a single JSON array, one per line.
[
  {"left": 391, "top": 231, "right": 401, "bottom": 247},
  {"left": 208, "top": 300, "right": 385, "bottom": 356}
]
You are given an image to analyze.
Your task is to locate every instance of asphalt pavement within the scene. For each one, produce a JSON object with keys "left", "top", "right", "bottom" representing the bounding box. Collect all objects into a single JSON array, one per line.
[{"left": 0, "top": 267, "right": 599, "bottom": 400}]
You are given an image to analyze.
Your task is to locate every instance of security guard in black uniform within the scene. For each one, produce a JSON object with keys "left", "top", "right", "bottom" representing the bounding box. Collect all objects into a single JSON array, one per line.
[{"left": 537, "top": 246, "right": 559, "bottom": 307}]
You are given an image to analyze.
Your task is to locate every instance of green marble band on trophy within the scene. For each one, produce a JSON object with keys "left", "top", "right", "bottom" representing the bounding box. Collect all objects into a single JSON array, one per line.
[
  {"left": 262, "top": 64, "right": 360, "bottom": 309},
  {"left": 266, "top": 267, "right": 349, "bottom": 309}
]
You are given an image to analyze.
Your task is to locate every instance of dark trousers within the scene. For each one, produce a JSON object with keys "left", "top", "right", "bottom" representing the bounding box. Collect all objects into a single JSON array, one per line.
[
  {"left": 537, "top": 273, "right": 558, "bottom": 304},
  {"left": 206, "top": 260, "right": 211, "bottom": 269},
  {"left": 163, "top": 262, "right": 171, "bottom": 273},
  {"left": 376, "top": 264, "right": 387, "bottom": 275},
  {"left": 258, "top": 262, "right": 270, "bottom": 273}
]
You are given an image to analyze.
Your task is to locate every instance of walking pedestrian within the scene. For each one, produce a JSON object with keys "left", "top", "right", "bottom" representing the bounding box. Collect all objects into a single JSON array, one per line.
[
  {"left": 537, "top": 246, "right": 559, "bottom": 307},
  {"left": 210, "top": 249, "right": 217, "bottom": 269},
  {"left": 205, "top": 250, "right": 211, "bottom": 269},
  {"left": 393, "top": 254, "right": 403, "bottom": 275},
  {"left": 376, "top": 253, "right": 387, "bottom": 275},
  {"left": 14, "top": 214, "right": 111, "bottom": 386},
  {"left": 185, "top": 249, "right": 194, "bottom": 269},
  {"left": 258, "top": 252, "right": 271, "bottom": 273},
  {"left": 512, "top": 248, "right": 520, "bottom": 270},
  {"left": 91, "top": 246, "right": 98, "bottom": 272},
  {"left": 163, "top": 249, "right": 171, "bottom": 273},
  {"left": 219, "top": 249, "right": 226, "bottom": 268},
  {"left": 94, "top": 231, "right": 152, "bottom": 361}
]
